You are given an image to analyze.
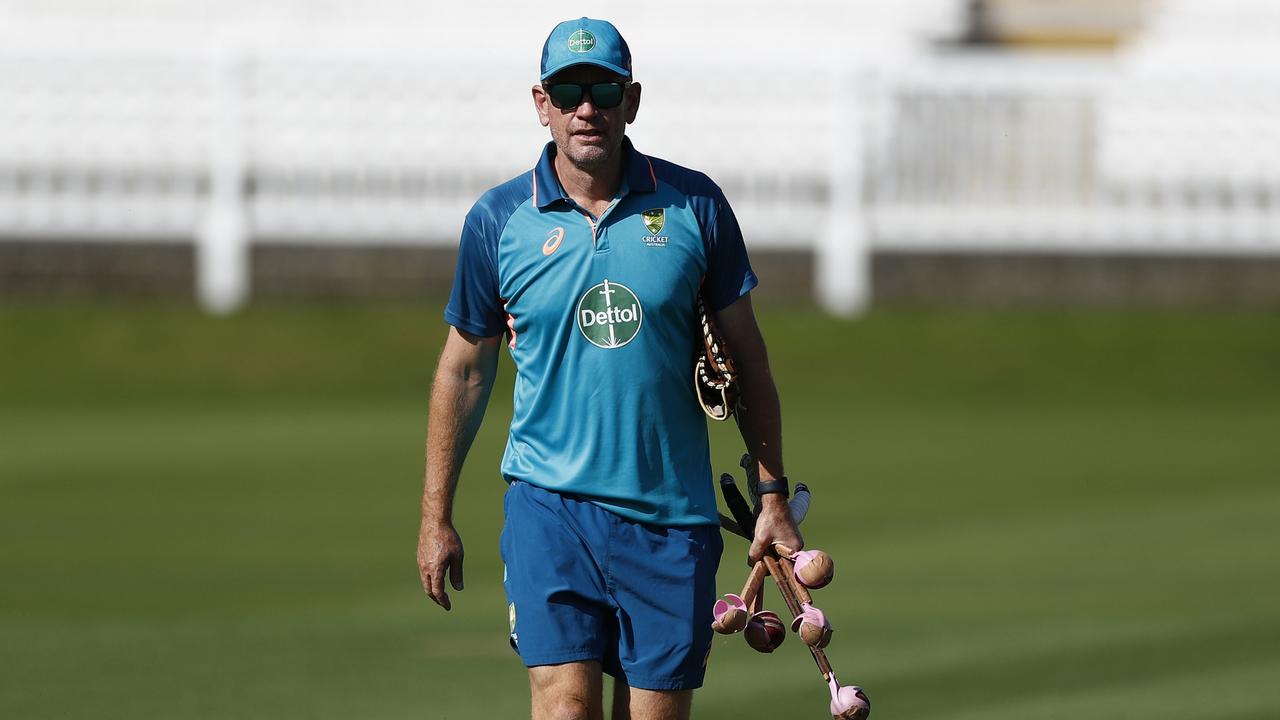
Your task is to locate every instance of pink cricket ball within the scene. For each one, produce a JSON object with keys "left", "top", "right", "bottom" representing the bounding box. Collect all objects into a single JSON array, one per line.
[
  {"left": 830, "top": 685, "right": 870, "bottom": 719},
  {"left": 793, "top": 549, "right": 835, "bottom": 589},
  {"left": 712, "top": 594, "right": 748, "bottom": 634}
]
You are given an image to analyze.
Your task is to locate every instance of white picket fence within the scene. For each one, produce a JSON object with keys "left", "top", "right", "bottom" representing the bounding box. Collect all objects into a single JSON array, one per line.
[{"left": 2, "top": 11, "right": 1279, "bottom": 314}]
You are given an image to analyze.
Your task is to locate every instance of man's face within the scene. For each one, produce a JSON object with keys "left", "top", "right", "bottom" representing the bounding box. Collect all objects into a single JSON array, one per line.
[{"left": 533, "top": 65, "right": 641, "bottom": 171}]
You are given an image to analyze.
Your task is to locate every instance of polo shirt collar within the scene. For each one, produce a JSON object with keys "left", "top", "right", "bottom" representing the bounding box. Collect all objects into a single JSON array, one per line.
[{"left": 532, "top": 136, "right": 657, "bottom": 210}]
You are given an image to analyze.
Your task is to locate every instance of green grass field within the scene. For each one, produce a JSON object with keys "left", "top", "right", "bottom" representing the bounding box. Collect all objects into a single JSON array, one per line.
[{"left": 2, "top": 301, "right": 1278, "bottom": 719}]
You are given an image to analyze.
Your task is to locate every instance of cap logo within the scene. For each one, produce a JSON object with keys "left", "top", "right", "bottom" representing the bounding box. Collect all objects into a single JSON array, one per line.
[{"left": 568, "top": 29, "right": 596, "bottom": 53}]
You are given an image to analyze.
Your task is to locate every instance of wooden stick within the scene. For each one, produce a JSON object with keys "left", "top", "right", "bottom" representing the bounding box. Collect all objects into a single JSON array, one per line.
[
  {"left": 750, "top": 560, "right": 765, "bottom": 614},
  {"left": 810, "top": 646, "right": 835, "bottom": 679},
  {"left": 740, "top": 560, "right": 767, "bottom": 606},
  {"left": 767, "top": 552, "right": 835, "bottom": 679},
  {"left": 762, "top": 555, "right": 803, "bottom": 617},
  {"left": 779, "top": 555, "right": 813, "bottom": 606}
]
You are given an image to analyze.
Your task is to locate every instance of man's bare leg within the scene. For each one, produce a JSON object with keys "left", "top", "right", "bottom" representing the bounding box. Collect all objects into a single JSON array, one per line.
[
  {"left": 529, "top": 661, "right": 604, "bottom": 720},
  {"left": 610, "top": 679, "right": 692, "bottom": 720}
]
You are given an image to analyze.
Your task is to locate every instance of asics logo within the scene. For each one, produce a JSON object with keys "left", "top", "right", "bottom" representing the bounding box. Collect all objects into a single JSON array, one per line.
[{"left": 543, "top": 227, "right": 565, "bottom": 256}]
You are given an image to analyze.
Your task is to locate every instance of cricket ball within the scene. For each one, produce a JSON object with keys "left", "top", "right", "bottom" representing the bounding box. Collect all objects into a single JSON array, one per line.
[
  {"left": 793, "top": 549, "right": 835, "bottom": 589},
  {"left": 830, "top": 685, "right": 871, "bottom": 719},
  {"left": 801, "top": 621, "right": 833, "bottom": 648},
  {"left": 712, "top": 594, "right": 748, "bottom": 634},
  {"left": 790, "top": 602, "right": 832, "bottom": 648},
  {"left": 744, "top": 610, "right": 786, "bottom": 653}
]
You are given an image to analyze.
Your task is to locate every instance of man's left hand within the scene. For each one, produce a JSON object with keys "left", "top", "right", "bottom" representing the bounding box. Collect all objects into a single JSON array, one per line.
[{"left": 747, "top": 494, "right": 804, "bottom": 565}]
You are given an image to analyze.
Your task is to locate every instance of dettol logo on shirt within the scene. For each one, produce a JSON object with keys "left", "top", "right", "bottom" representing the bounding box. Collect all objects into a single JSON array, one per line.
[{"left": 576, "top": 279, "right": 643, "bottom": 349}]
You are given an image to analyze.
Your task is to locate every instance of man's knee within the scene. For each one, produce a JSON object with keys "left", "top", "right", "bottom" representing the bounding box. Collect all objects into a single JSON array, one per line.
[
  {"left": 545, "top": 695, "right": 595, "bottom": 720},
  {"left": 529, "top": 662, "right": 603, "bottom": 720}
]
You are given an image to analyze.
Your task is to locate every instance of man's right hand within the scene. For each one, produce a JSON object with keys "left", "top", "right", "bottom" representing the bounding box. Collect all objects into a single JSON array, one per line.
[{"left": 418, "top": 520, "right": 465, "bottom": 611}]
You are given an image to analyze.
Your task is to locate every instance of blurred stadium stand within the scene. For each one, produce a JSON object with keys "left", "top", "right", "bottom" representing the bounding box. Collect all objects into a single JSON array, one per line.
[
  {"left": 959, "top": 0, "right": 1147, "bottom": 47},
  {"left": 1, "top": 0, "right": 1278, "bottom": 312}
]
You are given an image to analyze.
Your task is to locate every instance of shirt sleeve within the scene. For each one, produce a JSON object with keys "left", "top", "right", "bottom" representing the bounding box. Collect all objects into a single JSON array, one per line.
[
  {"left": 443, "top": 210, "right": 506, "bottom": 337},
  {"left": 702, "top": 189, "right": 759, "bottom": 312}
]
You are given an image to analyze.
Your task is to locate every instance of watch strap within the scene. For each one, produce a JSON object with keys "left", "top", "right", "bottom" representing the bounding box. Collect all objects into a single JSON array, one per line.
[{"left": 755, "top": 476, "right": 790, "bottom": 498}]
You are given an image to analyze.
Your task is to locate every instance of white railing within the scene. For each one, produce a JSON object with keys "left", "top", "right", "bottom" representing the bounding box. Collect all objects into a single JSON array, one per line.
[
  {"left": 870, "top": 61, "right": 1280, "bottom": 264},
  {"left": 3, "top": 42, "right": 1280, "bottom": 314}
]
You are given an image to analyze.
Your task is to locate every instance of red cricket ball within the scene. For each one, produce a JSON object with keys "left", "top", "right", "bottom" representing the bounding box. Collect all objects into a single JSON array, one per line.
[{"left": 743, "top": 610, "right": 786, "bottom": 653}]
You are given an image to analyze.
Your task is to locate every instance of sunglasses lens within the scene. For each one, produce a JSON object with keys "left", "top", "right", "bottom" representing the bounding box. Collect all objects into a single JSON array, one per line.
[
  {"left": 547, "top": 82, "right": 627, "bottom": 109},
  {"left": 548, "top": 84, "right": 584, "bottom": 108},
  {"left": 590, "top": 83, "right": 625, "bottom": 108}
]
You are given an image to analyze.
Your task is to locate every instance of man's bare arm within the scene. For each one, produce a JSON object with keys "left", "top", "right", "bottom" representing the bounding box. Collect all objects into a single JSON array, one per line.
[
  {"left": 713, "top": 292, "right": 803, "bottom": 564},
  {"left": 417, "top": 326, "right": 502, "bottom": 611}
]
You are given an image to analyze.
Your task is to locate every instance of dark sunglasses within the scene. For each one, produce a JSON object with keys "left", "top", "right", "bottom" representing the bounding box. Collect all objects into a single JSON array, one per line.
[{"left": 544, "top": 81, "right": 631, "bottom": 110}]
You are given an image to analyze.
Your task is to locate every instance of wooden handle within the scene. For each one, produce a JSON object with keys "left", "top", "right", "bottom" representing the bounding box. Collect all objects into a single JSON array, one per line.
[
  {"left": 762, "top": 555, "right": 804, "bottom": 618},
  {"left": 810, "top": 646, "right": 835, "bottom": 678},
  {"left": 779, "top": 555, "right": 813, "bottom": 606},
  {"left": 740, "top": 560, "right": 767, "bottom": 605},
  {"left": 767, "top": 552, "right": 835, "bottom": 678}
]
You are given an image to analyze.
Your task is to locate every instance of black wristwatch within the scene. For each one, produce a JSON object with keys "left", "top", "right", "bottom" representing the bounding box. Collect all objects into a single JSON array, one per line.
[{"left": 755, "top": 476, "right": 790, "bottom": 498}]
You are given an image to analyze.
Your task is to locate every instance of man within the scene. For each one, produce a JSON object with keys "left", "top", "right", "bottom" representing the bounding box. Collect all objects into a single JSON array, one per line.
[{"left": 417, "top": 17, "right": 801, "bottom": 720}]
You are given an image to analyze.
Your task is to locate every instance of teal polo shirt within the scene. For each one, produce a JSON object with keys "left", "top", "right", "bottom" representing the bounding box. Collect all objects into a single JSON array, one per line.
[{"left": 445, "top": 137, "right": 757, "bottom": 526}]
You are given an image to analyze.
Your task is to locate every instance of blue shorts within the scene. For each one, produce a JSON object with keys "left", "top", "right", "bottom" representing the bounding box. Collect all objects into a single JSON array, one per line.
[{"left": 499, "top": 479, "right": 723, "bottom": 691}]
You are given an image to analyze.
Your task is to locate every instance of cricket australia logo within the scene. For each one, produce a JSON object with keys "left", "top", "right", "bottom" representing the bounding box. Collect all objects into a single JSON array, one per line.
[
  {"left": 642, "top": 208, "right": 665, "bottom": 235},
  {"left": 641, "top": 208, "right": 669, "bottom": 248},
  {"left": 576, "top": 279, "right": 643, "bottom": 349},
  {"left": 568, "top": 30, "right": 596, "bottom": 53}
]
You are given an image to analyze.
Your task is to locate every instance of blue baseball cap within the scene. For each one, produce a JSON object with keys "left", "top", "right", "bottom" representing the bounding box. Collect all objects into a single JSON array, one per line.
[{"left": 540, "top": 17, "right": 632, "bottom": 81}]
